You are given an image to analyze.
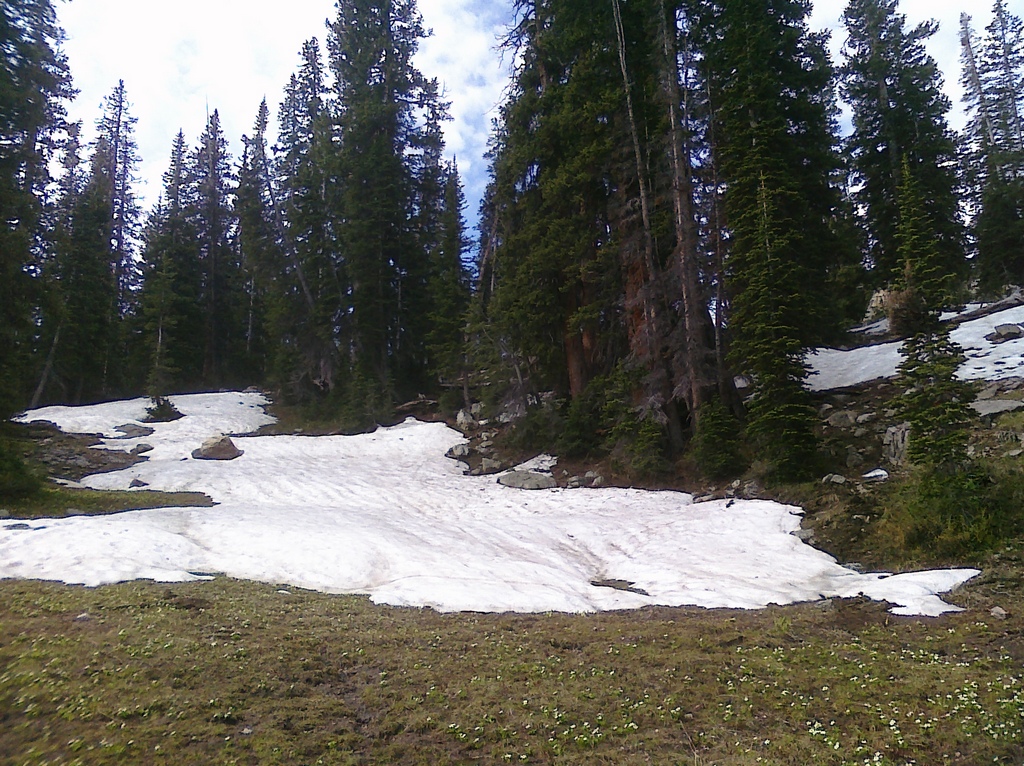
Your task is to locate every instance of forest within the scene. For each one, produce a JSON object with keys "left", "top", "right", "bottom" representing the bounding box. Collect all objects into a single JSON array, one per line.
[{"left": 2, "top": 0, "right": 1024, "bottom": 488}]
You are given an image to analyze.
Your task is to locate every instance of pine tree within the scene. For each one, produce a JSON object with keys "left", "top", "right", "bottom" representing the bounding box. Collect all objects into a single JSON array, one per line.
[
  {"left": 191, "top": 110, "right": 243, "bottom": 387},
  {"left": 960, "top": 4, "right": 1024, "bottom": 293},
  {"left": 425, "top": 161, "right": 472, "bottom": 397},
  {"left": 841, "top": 0, "right": 965, "bottom": 291},
  {"left": 0, "top": 0, "right": 73, "bottom": 418},
  {"left": 138, "top": 131, "right": 203, "bottom": 393},
  {"left": 328, "top": 0, "right": 429, "bottom": 403}
]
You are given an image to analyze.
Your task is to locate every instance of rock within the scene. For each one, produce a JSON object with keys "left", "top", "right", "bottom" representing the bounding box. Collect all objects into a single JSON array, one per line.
[
  {"left": 470, "top": 402, "right": 484, "bottom": 418},
  {"left": 991, "top": 606, "right": 1009, "bottom": 620},
  {"left": 854, "top": 428, "right": 869, "bottom": 438},
  {"left": 567, "top": 477, "right": 582, "bottom": 489},
  {"left": 829, "top": 474, "right": 847, "bottom": 485},
  {"left": 793, "top": 528, "right": 815, "bottom": 542},
  {"left": 862, "top": 468, "right": 889, "bottom": 483},
  {"left": 883, "top": 423, "right": 910, "bottom": 466},
  {"left": 856, "top": 412, "right": 877, "bottom": 424},
  {"left": 131, "top": 443, "right": 154, "bottom": 455},
  {"left": 584, "top": 470, "right": 598, "bottom": 480},
  {"left": 191, "top": 436, "right": 243, "bottom": 461},
  {"left": 498, "top": 471, "right": 557, "bottom": 490},
  {"left": 241, "top": 726, "right": 254, "bottom": 736},
  {"left": 0, "top": 509, "right": 9, "bottom": 518},
  {"left": 478, "top": 438, "right": 494, "bottom": 451},
  {"left": 846, "top": 450, "right": 865, "bottom": 468},
  {"left": 996, "top": 323, "right": 1024, "bottom": 339},
  {"left": 114, "top": 423, "right": 155, "bottom": 439},
  {"left": 827, "top": 410, "right": 857, "bottom": 428},
  {"left": 456, "top": 409, "right": 478, "bottom": 431},
  {"left": 591, "top": 476, "right": 605, "bottom": 488},
  {"left": 1005, "top": 449, "right": 1023, "bottom": 458},
  {"left": 977, "top": 383, "right": 1002, "bottom": 400},
  {"left": 971, "top": 399, "right": 1024, "bottom": 417},
  {"left": 819, "top": 403, "right": 835, "bottom": 417},
  {"left": 73, "top": 613, "right": 91, "bottom": 622},
  {"left": 129, "top": 478, "right": 149, "bottom": 489},
  {"left": 480, "top": 457, "right": 503, "bottom": 474},
  {"left": 446, "top": 444, "right": 471, "bottom": 460}
]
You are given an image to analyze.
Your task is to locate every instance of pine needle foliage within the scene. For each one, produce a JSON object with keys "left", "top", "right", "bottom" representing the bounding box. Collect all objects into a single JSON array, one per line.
[
  {"left": 896, "top": 328, "right": 974, "bottom": 471},
  {"left": 729, "top": 179, "right": 819, "bottom": 481}
]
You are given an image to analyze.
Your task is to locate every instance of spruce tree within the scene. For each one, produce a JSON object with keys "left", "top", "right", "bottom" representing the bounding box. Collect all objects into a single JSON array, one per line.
[
  {"left": 841, "top": 0, "right": 965, "bottom": 291},
  {"left": 0, "top": 0, "right": 72, "bottom": 418},
  {"left": 960, "top": 4, "right": 1024, "bottom": 293}
]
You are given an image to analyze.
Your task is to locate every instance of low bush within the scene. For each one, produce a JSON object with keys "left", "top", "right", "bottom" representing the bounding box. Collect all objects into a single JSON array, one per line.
[
  {"left": 0, "top": 439, "right": 40, "bottom": 500},
  {"left": 879, "top": 463, "right": 1024, "bottom": 560}
]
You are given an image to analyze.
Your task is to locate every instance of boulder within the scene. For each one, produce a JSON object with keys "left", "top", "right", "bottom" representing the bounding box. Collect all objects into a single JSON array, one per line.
[
  {"left": 827, "top": 410, "right": 857, "bottom": 428},
  {"left": 456, "top": 409, "right": 478, "bottom": 432},
  {"left": 498, "top": 471, "right": 557, "bottom": 490},
  {"left": 129, "top": 478, "right": 149, "bottom": 488},
  {"left": 191, "top": 436, "right": 243, "bottom": 461},
  {"left": 114, "top": 423, "right": 155, "bottom": 439},
  {"left": 131, "top": 443, "right": 154, "bottom": 455},
  {"left": 883, "top": 423, "right": 910, "bottom": 466},
  {"left": 446, "top": 443, "right": 471, "bottom": 460},
  {"left": 971, "top": 399, "right": 1024, "bottom": 417},
  {"left": 996, "top": 323, "right": 1024, "bottom": 339}
]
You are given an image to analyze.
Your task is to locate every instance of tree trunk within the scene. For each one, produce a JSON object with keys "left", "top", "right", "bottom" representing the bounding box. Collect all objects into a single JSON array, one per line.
[
  {"left": 611, "top": 0, "right": 683, "bottom": 450},
  {"left": 30, "top": 322, "right": 62, "bottom": 410}
]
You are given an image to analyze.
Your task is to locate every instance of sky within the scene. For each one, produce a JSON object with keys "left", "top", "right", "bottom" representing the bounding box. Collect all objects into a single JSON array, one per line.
[{"left": 56, "top": 0, "right": 982, "bottom": 235}]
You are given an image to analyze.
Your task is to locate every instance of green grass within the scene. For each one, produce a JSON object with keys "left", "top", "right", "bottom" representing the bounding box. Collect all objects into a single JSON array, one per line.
[
  {"left": 1, "top": 576, "right": 1023, "bottom": 765},
  {"left": 1, "top": 486, "right": 214, "bottom": 520}
]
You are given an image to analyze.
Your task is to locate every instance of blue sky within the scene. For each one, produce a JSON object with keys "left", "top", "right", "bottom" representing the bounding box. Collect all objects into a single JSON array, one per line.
[{"left": 56, "top": 0, "right": 973, "bottom": 240}]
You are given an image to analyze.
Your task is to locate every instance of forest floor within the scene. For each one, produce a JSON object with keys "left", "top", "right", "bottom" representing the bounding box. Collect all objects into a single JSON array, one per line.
[{"left": 2, "top": 390, "right": 1024, "bottom": 765}]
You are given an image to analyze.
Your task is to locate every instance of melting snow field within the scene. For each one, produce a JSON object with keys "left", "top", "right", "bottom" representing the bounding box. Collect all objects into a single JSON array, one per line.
[
  {"left": 809, "top": 305, "right": 1024, "bottom": 391},
  {"left": 2, "top": 392, "right": 977, "bottom": 617}
]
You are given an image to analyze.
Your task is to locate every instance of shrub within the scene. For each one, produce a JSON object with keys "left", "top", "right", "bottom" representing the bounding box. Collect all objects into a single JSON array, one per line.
[
  {"left": 0, "top": 440, "right": 40, "bottom": 500},
  {"left": 692, "top": 399, "right": 747, "bottom": 480},
  {"left": 144, "top": 396, "right": 184, "bottom": 423},
  {"left": 879, "top": 464, "right": 1024, "bottom": 560}
]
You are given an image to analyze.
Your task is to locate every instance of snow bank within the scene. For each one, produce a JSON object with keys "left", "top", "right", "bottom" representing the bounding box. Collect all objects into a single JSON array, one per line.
[
  {"left": 4, "top": 393, "right": 976, "bottom": 616},
  {"left": 809, "top": 305, "right": 1024, "bottom": 391}
]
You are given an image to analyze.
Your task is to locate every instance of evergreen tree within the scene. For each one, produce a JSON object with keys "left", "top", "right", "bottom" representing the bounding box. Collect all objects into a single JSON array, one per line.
[
  {"left": 707, "top": 0, "right": 843, "bottom": 475},
  {"left": 0, "top": 0, "right": 73, "bottom": 418},
  {"left": 960, "top": 4, "right": 1024, "bottom": 293},
  {"left": 328, "top": 0, "right": 431, "bottom": 403},
  {"left": 191, "top": 109, "right": 244, "bottom": 386},
  {"left": 425, "top": 161, "right": 472, "bottom": 397},
  {"left": 138, "top": 131, "right": 203, "bottom": 393},
  {"left": 841, "top": 0, "right": 965, "bottom": 291}
]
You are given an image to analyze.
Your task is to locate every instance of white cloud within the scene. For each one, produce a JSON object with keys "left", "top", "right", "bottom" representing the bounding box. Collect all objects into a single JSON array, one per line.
[{"left": 55, "top": 0, "right": 974, "bottom": 236}]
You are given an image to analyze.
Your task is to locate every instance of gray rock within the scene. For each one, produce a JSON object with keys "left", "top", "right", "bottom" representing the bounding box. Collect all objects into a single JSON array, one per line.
[
  {"left": 829, "top": 474, "right": 847, "bottom": 485},
  {"left": 856, "top": 412, "right": 877, "bottom": 424},
  {"left": 971, "top": 399, "right": 1024, "bottom": 417},
  {"left": 480, "top": 457, "right": 503, "bottom": 474},
  {"left": 827, "top": 410, "right": 857, "bottom": 428},
  {"left": 996, "top": 323, "right": 1024, "bottom": 339},
  {"left": 191, "top": 436, "right": 243, "bottom": 461},
  {"left": 977, "top": 383, "right": 1002, "bottom": 400},
  {"left": 793, "top": 528, "right": 815, "bottom": 542},
  {"left": 846, "top": 450, "right": 865, "bottom": 468},
  {"left": 498, "top": 471, "right": 557, "bottom": 490},
  {"left": 131, "top": 443, "right": 154, "bottom": 455},
  {"left": 991, "top": 606, "right": 1009, "bottom": 620},
  {"left": 0, "top": 509, "right": 9, "bottom": 518},
  {"left": 1006, "top": 449, "right": 1024, "bottom": 458},
  {"left": 114, "top": 423, "right": 155, "bottom": 439},
  {"left": 478, "top": 438, "right": 494, "bottom": 451},
  {"left": 819, "top": 403, "right": 835, "bottom": 417},
  {"left": 129, "top": 478, "right": 149, "bottom": 488},
  {"left": 446, "top": 443, "right": 471, "bottom": 460},
  {"left": 854, "top": 428, "right": 869, "bottom": 438},
  {"left": 591, "top": 476, "right": 606, "bottom": 488},
  {"left": 456, "top": 409, "right": 478, "bottom": 432},
  {"left": 470, "top": 402, "right": 484, "bottom": 418},
  {"left": 567, "top": 477, "right": 582, "bottom": 489},
  {"left": 883, "top": 423, "right": 910, "bottom": 466}
]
